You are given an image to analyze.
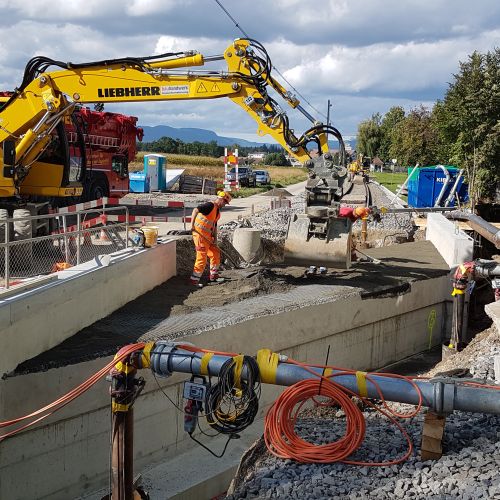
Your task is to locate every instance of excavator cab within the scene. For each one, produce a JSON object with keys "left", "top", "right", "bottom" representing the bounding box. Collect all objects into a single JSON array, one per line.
[{"left": 19, "top": 119, "right": 86, "bottom": 198}]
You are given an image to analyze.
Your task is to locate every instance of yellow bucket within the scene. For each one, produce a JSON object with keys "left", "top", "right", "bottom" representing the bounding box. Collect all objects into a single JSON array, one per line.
[{"left": 141, "top": 226, "right": 159, "bottom": 247}]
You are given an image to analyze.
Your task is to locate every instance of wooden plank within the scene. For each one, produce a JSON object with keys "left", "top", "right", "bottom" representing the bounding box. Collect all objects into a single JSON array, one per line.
[
  {"left": 421, "top": 412, "right": 446, "bottom": 461},
  {"left": 414, "top": 217, "right": 471, "bottom": 230}
]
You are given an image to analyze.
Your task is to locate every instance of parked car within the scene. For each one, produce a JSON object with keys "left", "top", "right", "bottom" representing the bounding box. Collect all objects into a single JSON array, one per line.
[
  {"left": 226, "top": 166, "right": 256, "bottom": 187},
  {"left": 254, "top": 169, "right": 271, "bottom": 185}
]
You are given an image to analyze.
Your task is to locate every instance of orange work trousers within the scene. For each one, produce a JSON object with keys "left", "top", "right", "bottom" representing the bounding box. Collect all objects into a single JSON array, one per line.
[{"left": 191, "top": 232, "right": 221, "bottom": 283}]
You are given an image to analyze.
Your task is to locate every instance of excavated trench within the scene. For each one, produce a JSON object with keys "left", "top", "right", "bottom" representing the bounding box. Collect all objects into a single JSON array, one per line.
[{"left": 14, "top": 239, "right": 448, "bottom": 376}]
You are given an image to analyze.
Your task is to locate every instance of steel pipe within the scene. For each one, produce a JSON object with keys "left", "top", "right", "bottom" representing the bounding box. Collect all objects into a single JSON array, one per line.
[
  {"left": 150, "top": 343, "right": 500, "bottom": 416},
  {"left": 474, "top": 259, "right": 500, "bottom": 277},
  {"left": 434, "top": 165, "right": 451, "bottom": 207},
  {"left": 446, "top": 211, "right": 500, "bottom": 249},
  {"left": 444, "top": 169, "right": 464, "bottom": 207}
]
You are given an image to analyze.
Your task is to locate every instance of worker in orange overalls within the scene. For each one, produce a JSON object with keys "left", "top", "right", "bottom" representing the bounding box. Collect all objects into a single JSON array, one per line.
[{"left": 190, "top": 191, "right": 232, "bottom": 285}]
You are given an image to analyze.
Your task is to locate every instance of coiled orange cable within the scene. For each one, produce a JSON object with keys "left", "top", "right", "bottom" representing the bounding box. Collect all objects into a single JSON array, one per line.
[
  {"left": 263, "top": 358, "right": 422, "bottom": 465},
  {"left": 264, "top": 378, "right": 366, "bottom": 463}
]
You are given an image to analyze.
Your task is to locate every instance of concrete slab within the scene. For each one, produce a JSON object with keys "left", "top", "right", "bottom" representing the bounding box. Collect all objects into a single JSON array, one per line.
[
  {"left": 0, "top": 241, "right": 177, "bottom": 375},
  {"left": 13, "top": 241, "right": 449, "bottom": 375},
  {"left": 426, "top": 213, "right": 473, "bottom": 267}
]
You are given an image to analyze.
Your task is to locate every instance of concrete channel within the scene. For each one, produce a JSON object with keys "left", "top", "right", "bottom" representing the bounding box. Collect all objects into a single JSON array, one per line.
[{"left": 0, "top": 229, "right": 463, "bottom": 499}]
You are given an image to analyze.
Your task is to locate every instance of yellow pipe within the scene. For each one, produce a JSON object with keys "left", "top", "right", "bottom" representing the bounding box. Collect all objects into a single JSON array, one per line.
[
  {"left": 15, "top": 129, "right": 37, "bottom": 159},
  {"left": 149, "top": 53, "right": 204, "bottom": 70}
]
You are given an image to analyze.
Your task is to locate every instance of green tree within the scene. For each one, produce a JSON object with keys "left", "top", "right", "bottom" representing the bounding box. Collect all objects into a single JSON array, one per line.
[
  {"left": 356, "top": 113, "right": 382, "bottom": 158},
  {"left": 389, "top": 106, "right": 442, "bottom": 166},
  {"left": 264, "top": 152, "right": 290, "bottom": 166},
  {"left": 433, "top": 49, "right": 500, "bottom": 201},
  {"left": 378, "top": 106, "right": 405, "bottom": 162}
]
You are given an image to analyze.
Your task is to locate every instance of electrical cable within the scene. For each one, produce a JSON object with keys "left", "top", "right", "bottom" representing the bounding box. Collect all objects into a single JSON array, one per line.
[
  {"left": 188, "top": 431, "right": 235, "bottom": 458},
  {"left": 205, "top": 355, "right": 261, "bottom": 435},
  {"left": 0, "top": 342, "right": 145, "bottom": 441},
  {"left": 263, "top": 358, "right": 421, "bottom": 465}
]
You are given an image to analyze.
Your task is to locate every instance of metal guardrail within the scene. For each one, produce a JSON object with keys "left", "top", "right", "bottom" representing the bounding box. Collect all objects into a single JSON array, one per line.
[{"left": 0, "top": 206, "right": 131, "bottom": 290}]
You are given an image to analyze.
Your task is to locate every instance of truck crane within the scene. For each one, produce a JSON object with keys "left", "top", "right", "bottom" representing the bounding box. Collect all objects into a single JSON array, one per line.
[{"left": 0, "top": 38, "right": 351, "bottom": 266}]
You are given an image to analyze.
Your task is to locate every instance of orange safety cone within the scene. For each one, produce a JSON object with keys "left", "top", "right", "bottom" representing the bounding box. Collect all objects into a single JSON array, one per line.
[
  {"left": 99, "top": 227, "right": 110, "bottom": 241},
  {"left": 99, "top": 214, "right": 110, "bottom": 241}
]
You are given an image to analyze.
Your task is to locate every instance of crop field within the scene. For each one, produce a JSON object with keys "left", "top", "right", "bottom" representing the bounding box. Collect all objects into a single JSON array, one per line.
[{"left": 130, "top": 152, "right": 308, "bottom": 194}]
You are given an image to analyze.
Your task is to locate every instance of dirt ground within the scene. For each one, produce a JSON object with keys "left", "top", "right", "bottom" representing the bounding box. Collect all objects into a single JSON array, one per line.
[{"left": 166, "top": 267, "right": 295, "bottom": 315}]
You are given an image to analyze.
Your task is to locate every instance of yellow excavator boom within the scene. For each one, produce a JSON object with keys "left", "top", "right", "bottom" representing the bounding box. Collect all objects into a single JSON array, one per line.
[{"left": 0, "top": 38, "right": 335, "bottom": 198}]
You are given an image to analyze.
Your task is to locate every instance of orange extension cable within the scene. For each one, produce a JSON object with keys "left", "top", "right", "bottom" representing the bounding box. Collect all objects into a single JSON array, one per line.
[
  {"left": 178, "top": 344, "right": 424, "bottom": 466},
  {"left": 263, "top": 358, "right": 423, "bottom": 466},
  {"left": 0, "top": 343, "right": 145, "bottom": 441}
]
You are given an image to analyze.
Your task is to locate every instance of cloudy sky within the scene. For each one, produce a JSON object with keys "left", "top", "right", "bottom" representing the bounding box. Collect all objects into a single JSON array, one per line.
[{"left": 1, "top": 0, "right": 499, "bottom": 142}]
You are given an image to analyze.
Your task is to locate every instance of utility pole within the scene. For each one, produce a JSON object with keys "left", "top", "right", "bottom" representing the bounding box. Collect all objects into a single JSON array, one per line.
[{"left": 326, "top": 99, "right": 332, "bottom": 126}]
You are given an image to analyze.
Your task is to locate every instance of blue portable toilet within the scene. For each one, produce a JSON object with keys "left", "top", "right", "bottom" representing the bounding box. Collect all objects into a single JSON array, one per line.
[
  {"left": 144, "top": 154, "right": 167, "bottom": 191},
  {"left": 407, "top": 165, "right": 468, "bottom": 207},
  {"left": 129, "top": 172, "right": 150, "bottom": 193}
]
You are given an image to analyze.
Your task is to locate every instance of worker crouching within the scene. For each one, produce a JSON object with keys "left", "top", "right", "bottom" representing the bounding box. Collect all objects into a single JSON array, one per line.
[{"left": 190, "top": 191, "right": 232, "bottom": 285}]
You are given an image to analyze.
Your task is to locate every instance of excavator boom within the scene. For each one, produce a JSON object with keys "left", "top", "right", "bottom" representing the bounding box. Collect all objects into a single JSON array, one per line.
[{"left": 0, "top": 38, "right": 350, "bottom": 267}]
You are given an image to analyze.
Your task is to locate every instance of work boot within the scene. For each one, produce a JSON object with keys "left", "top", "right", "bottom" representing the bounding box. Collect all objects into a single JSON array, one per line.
[{"left": 188, "top": 278, "right": 202, "bottom": 288}]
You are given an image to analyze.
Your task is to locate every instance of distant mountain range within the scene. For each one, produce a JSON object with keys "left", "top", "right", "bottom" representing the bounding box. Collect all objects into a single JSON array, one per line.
[
  {"left": 140, "top": 124, "right": 356, "bottom": 151},
  {"left": 140, "top": 125, "right": 265, "bottom": 147}
]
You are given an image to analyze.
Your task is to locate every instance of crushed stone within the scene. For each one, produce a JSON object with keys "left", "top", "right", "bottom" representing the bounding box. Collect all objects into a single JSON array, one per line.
[{"left": 226, "top": 324, "right": 500, "bottom": 499}]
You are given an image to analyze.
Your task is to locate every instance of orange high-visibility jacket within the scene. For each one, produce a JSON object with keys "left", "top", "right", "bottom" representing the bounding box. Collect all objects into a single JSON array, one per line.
[{"left": 193, "top": 204, "right": 220, "bottom": 243}]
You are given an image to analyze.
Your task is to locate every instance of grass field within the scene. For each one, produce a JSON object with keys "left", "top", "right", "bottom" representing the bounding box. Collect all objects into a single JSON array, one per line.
[
  {"left": 370, "top": 172, "right": 408, "bottom": 194},
  {"left": 130, "top": 152, "right": 308, "bottom": 195}
]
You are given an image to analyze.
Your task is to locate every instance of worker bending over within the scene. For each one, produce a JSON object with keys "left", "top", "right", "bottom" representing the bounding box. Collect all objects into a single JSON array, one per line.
[
  {"left": 190, "top": 191, "right": 232, "bottom": 285},
  {"left": 338, "top": 206, "right": 372, "bottom": 221}
]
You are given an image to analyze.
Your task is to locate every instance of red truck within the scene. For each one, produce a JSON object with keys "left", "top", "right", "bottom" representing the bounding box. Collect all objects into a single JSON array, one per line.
[
  {"left": 66, "top": 107, "right": 143, "bottom": 201},
  {"left": 1, "top": 92, "right": 142, "bottom": 203}
]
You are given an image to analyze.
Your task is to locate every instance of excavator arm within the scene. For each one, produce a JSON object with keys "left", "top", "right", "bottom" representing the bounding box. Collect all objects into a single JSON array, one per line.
[
  {"left": 0, "top": 38, "right": 350, "bottom": 268},
  {"left": 0, "top": 39, "right": 339, "bottom": 198}
]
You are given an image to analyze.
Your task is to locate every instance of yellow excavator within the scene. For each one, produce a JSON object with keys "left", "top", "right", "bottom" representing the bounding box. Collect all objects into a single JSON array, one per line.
[{"left": 0, "top": 38, "right": 351, "bottom": 267}]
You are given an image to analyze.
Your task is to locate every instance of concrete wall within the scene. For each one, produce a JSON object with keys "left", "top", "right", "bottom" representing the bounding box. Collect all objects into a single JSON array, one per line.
[
  {"left": 0, "top": 241, "right": 177, "bottom": 375},
  {"left": 0, "top": 274, "right": 450, "bottom": 500},
  {"left": 426, "top": 213, "right": 473, "bottom": 267}
]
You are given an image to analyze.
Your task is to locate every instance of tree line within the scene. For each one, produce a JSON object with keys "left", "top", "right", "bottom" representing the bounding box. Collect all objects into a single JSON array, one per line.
[
  {"left": 137, "top": 137, "right": 286, "bottom": 158},
  {"left": 356, "top": 48, "right": 500, "bottom": 200}
]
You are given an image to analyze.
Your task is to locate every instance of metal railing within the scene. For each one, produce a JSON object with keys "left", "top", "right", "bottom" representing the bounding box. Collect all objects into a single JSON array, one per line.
[{"left": 0, "top": 206, "right": 131, "bottom": 289}]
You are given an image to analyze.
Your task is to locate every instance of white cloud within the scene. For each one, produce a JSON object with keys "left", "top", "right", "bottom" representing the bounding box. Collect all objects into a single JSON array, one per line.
[
  {"left": 1, "top": 0, "right": 116, "bottom": 19},
  {"left": 125, "top": 0, "right": 179, "bottom": 17},
  {"left": 280, "top": 30, "right": 500, "bottom": 96},
  {"left": 0, "top": 0, "right": 498, "bottom": 141},
  {"left": 154, "top": 36, "right": 223, "bottom": 56}
]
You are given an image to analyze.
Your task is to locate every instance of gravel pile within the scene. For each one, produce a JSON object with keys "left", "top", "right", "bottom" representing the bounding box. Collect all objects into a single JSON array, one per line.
[
  {"left": 227, "top": 327, "right": 500, "bottom": 500},
  {"left": 219, "top": 182, "right": 418, "bottom": 253}
]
